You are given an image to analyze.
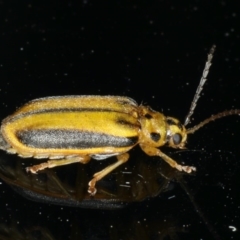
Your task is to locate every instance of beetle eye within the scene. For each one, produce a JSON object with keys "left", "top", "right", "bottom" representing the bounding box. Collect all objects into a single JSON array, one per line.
[{"left": 172, "top": 133, "right": 182, "bottom": 145}]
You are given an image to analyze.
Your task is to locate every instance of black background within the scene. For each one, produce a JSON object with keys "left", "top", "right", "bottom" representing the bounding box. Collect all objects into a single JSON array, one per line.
[{"left": 0, "top": 1, "right": 240, "bottom": 239}]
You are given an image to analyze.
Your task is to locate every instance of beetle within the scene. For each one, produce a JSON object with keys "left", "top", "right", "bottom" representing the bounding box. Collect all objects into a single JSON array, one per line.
[{"left": 0, "top": 46, "right": 239, "bottom": 195}]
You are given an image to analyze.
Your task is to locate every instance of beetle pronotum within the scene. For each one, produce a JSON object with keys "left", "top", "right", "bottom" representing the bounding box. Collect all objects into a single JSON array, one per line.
[{"left": 0, "top": 46, "right": 239, "bottom": 195}]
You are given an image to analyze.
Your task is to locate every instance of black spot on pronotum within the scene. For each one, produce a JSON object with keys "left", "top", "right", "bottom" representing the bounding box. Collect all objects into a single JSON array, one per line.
[
  {"left": 166, "top": 118, "right": 176, "bottom": 126},
  {"left": 172, "top": 133, "right": 182, "bottom": 145},
  {"left": 177, "top": 122, "right": 183, "bottom": 131},
  {"left": 144, "top": 113, "right": 152, "bottom": 119},
  {"left": 150, "top": 132, "right": 161, "bottom": 142}
]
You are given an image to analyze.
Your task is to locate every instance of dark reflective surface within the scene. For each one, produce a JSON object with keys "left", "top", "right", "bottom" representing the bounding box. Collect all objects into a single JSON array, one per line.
[
  {"left": 0, "top": 1, "right": 240, "bottom": 239},
  {"left": 0, "top": 148, "right": 239, "bottom": 239}
]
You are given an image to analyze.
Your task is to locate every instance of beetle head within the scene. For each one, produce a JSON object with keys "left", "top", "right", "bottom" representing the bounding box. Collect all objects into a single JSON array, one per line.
[{"left": 166, "top": 117, "right": 187, "bottom": 149}]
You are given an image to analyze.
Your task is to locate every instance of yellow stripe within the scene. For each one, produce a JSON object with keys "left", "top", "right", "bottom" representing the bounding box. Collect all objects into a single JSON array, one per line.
[{"left": 4, "top": 111, "right": 139, "bottom": 135}]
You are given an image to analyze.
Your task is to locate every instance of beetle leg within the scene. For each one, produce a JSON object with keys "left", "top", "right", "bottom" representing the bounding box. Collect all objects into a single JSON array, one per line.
[
  {"left": 26, "top": 156, "right": 91, "bottom": 173},
  {"left": 88, "top": 152, "right": 129, "bottom": 196},
  {"left": 139, "top": 144, "right": 196, "bottom": 173}
]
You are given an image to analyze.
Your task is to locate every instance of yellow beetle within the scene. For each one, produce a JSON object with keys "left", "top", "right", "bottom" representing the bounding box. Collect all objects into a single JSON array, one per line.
[{"left": 0, "top": 46, "right": 239, "bottom": 195}]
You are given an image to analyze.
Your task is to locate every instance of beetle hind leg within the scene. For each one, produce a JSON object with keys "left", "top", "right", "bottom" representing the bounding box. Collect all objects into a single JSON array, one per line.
[
  {"left": 88, "top": 152, "right": 129, "bottom": 196},
  {"left": 26, "top": 156, "right": 91, "bottom": 173}
]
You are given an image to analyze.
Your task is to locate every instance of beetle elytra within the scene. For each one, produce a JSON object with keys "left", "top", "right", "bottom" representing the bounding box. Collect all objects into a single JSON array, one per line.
[{"left": 0, "top": 46, "right": 239, "bottom": 195}]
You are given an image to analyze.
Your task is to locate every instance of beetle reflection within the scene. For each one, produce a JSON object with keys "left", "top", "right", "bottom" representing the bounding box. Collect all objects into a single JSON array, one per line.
[{"left": 0, "top": 151, "right": 176, "bottom": 209}]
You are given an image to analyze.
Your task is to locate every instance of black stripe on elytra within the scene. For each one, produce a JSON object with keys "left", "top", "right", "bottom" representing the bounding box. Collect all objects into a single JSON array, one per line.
[
  {"left": 16, "top": 129, "right": 138, "bottom": 149},
  {"left": 116, "top": 117, "right": 140, "bottom": 129}
]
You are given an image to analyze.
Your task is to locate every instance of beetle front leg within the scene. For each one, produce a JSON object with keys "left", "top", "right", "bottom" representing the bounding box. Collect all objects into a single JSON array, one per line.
[
  {"left": 88, "top": 152, "right": 129, "bottom": 196},
  {"left": 139, "top": 144, "right": 196, "bottom": 173},
  {"left": 26, "top": 156, "right": 91, "bottom": 173}
]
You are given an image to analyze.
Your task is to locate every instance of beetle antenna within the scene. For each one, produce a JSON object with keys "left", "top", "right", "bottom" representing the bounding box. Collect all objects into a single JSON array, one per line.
[
  {"left": 184, "top": 45, "right": 216, "bottom": 126},
  {"left": 187, "top": 109, "right": 240, "bottom": 134}
]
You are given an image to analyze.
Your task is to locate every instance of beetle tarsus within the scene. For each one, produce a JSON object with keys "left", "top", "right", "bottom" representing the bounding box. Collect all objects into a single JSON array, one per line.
[
  {"left": 26, "top": 166, "right": 38, "bottom": 174},
  {"left": 88, "top": 180, "right": 97, "bottom": 196},
  {"left": 176, "top": 164, "right": 196, "bottom": 173}
]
